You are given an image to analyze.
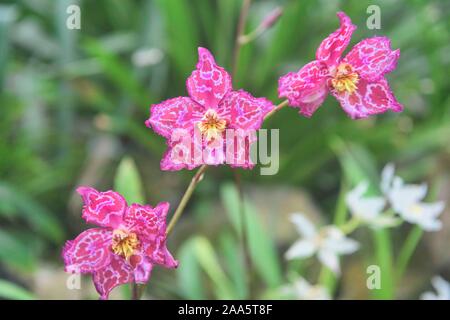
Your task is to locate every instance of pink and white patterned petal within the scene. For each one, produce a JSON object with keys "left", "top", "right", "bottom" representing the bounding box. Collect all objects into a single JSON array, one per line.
[
  {"left": 63, "top": 228, "right": 112, "bottom": 274},
  {"left": 93, "top": 254, "right": 133, "bottom": 300},
  {"left": 316, "top": 12, "right": 356, "bottom": 67},
  {"left": 123, "top": 202, "right": 169, "bottom": 238},
  {"left": 224, "top": 129, "right": 257, "bottom": 169},
  {"left": 144, "top": 235, "right": 178, "bottom": 269},
  {"left": 146, "top": 97, "right": 204, "bottom": 139},
  {"left": 278, "top": 60, "right": 329, "bottom": 117},
  {"left": 344, "top": 37, "right": 400, "bottom": 82},
  {"left": 218, "top": 90, "right": 274, "bottom": 130},
  {"left": 186, "top": 47, "right": 232, "bottom": 109},
  {"left": 77, "top": 186, "right": 126, "bottom": 228},
  {"left": 159, "top": 129, "right": 205, "bottom": 171},
  {"left": 332, "top": 78, "right": 403, "bottom": 119},
  {"left": 129, "top": 253, "right": 153, "bottom": 284}
]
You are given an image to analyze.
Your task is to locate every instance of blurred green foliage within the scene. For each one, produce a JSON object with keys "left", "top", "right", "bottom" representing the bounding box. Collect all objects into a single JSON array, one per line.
[{"left": 0, "top": 0, "right": 449, "bottom": 299}]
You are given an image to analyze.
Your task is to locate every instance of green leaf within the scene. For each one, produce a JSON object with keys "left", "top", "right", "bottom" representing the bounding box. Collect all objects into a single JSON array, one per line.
[
  {"left": 0, "top": 280, "right": 35, "bottom": 300},
  {"left": 177, "top": 238, "right": 205, "bottom": 299},
  {"left": 192, "top": 236, "right": 235, "bottom": 299},
  {"left": 0, "top": 229, "right": 39, "bottom": 271},
  {"left": 221, "top": 183, "right": 282, "bottom": 288},
  {"left": 154, "top": 0, "right": 199, "bottom": 77},
  {"left": 220, "top": 183, "right": 243, "bottom": 238},
  {"left": 244, "top": 198, "right": 283, "bottom": 288},
  {"left": 0, "top": 182, "right": 63, "bottom": 243},
  {"left": 82, "top": 38, "right": 148, "bottom": 106},
  {"left": 114, "top": 156, "right": 145, "bottom": 204},
  {"left": 219, "top": 231, "right": 248, "bottom": 299}
]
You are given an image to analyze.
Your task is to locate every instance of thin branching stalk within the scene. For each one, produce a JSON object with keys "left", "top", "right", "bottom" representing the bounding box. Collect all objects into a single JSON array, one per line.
[{"left": 166, "top": 164, "right": 208, "bottom": 235}]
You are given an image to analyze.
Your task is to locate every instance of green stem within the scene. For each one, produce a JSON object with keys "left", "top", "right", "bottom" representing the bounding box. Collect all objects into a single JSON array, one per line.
[
  {"left": 372, "top": 229, "right": 394, "bottom": 299},
  {"left": 166, "top": 164, "right": 208, "bottom": 235},
  {"left": 265, "top": 99, "right": 288, "bottom": 119},
  {"left": 395, "top": 225, "right": 423, "bottom": 284},
  {"left": 340, "top": 217, "right": 361, "bottom": 235},
  {"left": 132, "top": 283, "right": 141, "bottom": 300},
  {"left": 231, "top": 0, "right": 252, "bottom": 78},
  {"left": 318, "top": 180, "right": 349, "bottom": 293}
]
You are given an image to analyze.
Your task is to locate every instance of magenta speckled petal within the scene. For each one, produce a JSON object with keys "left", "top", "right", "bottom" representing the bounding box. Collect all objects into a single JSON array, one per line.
[
  {"left": 124, "top": 202, "right": 178, "bottom": 268},
  {"left": 63, "top": 228, "right": 112, "bottom": 274},
  {"left": 144, "top": 234, "right": 178, "bottom": 269},
  {"left": 344, "top": 37, "right": 400, "bottom": 82},
  {"left": 77, "top": 186, "right": 126, "bottom": 228},
  {"left": 316, "top": 12, "right": 356, "bottom": 67},
  {"left": 278, "top": 60, "right": 329, "bottom": 117},
  {"left": 332, "top": 78, "right": 403, "bottom": 119},
  {"left": 93, "top": 254, "right": 134, "bottom": 300},
  {"left": 123, "top": 202, "right": 166, "bottom": 238},
  {"left": 186, "top": 47, "right": 232, "bottom": 108},
  {"left": 129, "top": 253, "right": 153, "bottom": 284},
  {"left": 218, "top": 90, "right": 274, "bottom": 130},
  {"left": 146, "top": 97, "right": 204, "bottom": 139}
]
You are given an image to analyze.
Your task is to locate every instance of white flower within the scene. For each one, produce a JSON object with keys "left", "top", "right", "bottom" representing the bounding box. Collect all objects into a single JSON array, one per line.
[
  {"left": 380, "top": 164, "right": 445, "bottom": 232},
  {"left": 285, "top": 213, "right": 359, "bottom": 274},
  {"left": 281, "top": 277, "right": 330, "bottom": 300},
  {"left": 346, "top": 182, "right": 398, "bottom": 228},
  {"left": 421, "top": 276, "right": 450, "bottom": 300}
]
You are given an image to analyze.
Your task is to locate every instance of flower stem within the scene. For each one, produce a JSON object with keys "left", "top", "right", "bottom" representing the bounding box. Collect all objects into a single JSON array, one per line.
[
  {"left": 372, "top": 229, "right": 394, "bottom": 299},
  {"left": 395, "top": 225, "right": 423, "bottom": 284},
  {"left": 340, "top": 217, "right": 361, "bottom": 235},
  {"left": 166, "top": 164, "right": 208, "bottom": 235},
  {"left": 232, "top": 0, "right": 252, "bottom": 78},
  {"left": 265, "top": 100, "right": 289, "bottom": 119},
  {"left": 132, "top": 283, "right": 142, "bottom": 300}
]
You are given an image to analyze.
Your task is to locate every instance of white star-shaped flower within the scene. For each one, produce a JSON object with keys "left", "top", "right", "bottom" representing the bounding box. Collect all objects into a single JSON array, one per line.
[
  {"left": 281, "top": 277, "right": 330, "bottom": 300},
  {"left": 421, "top": 276, "right": 450, "bottom": 300},
  {"left": 346, "top": 181, "right": 398, "bottom": 228},
  {"left": 381, "top": 164, "right": 445, "bottom": 231},
  {"left": 285, "top": 213, "right": 359, "bottom": 274}
]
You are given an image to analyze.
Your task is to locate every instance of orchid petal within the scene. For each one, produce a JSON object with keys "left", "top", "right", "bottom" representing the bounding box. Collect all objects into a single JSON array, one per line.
[
  {"left": 186, "top": 47, "right": 232, "bottom": 108},
  {"left": 344, "top": 37, "right": 400, "bottom": 82},
  {"left": 285, "top": 239, "right": 316, "bottom": 260},
  {"left": 63, "top": 228, "right": 112, "bottom": 274},
  {"left": 290, "top": 213, "right": 317, "bottom": 238},
  {"left": 93, "top": 254, "right": 133, "bottom": 300},
  {"left": 332, "top": 78, "right": 403, "bottom": 119},
  {"left": 318, "top": 249, "right": 340, "bottom": 275},
  {"left": 123, "top": 203, "right": 167, "bottom": 238},
  {"left": 278, "top": 60, "right": 328, "bottom": 117},
  {"left": 218, "top": 90, "right": 274, "bottom": 130},
  {"left": 146, "top": 97, "right": 204, "bottom": 139},
  {"left": 316, "top": 12, "right": 356, "bottom": 67},
  {"left": 77, "top": 186, "right": 126, "bottom": 228}
]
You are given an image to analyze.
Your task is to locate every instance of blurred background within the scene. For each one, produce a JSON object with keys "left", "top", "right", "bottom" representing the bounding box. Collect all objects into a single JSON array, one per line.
[{"left": 0, "top": 0, "right": 449, "bottom": 300}]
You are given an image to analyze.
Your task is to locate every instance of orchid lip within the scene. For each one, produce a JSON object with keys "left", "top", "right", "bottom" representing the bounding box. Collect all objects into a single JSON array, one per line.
[
  {"left": 197, "top": 109, "right": 227, "bottom": 141},
  {"left": 111, "top": 229, "right": 140, "bottom": 260},
  {"left": 330, "top": 62, "right": 359, "bottom": 94}
]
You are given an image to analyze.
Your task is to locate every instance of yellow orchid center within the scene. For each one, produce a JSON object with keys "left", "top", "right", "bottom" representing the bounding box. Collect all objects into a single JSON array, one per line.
[
  {"left": 111, "top": 229, "right": 140, "bottom": 260},
  {"left": 197, "top": 109, "right": 227, "bottom": 141},
  {"left": 410, "top": 204, "right": 424, "bottom": 215},
  {"left": 331, "top": 63, "right": 359, "bottom": 94}
]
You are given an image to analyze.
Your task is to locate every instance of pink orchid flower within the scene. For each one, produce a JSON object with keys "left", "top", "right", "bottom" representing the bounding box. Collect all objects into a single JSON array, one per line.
[
  {"left": 62, "top": 187, "right": 177, "bottom": 299},
  {"left": 146, "top": 47, "right": 274, "bottom": 171},
  {"left": 278, "top": 12, "right": 403, "bottom": 119}
]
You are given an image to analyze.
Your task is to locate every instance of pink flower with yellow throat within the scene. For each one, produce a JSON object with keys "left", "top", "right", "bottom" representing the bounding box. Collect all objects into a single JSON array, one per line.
[
  {"left": 146, "top": 47, "right": 274, "bottom": 171},
  {"left": 62, "top": 187, "right": 177, "bottom": 299},
  {"left": 278, "top": 12, "right": 403, "bottom": 119}
]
